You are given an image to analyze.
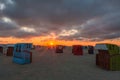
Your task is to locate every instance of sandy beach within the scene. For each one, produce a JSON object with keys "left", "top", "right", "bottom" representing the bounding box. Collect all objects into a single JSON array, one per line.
[{"left": 0, "top": 48, "right": 120, "bottom": 80}]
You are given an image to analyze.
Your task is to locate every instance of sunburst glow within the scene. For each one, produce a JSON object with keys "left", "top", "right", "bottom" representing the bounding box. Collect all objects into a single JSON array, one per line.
[{"left": 50, "top": 42, "right": 54, "bottom": 46}]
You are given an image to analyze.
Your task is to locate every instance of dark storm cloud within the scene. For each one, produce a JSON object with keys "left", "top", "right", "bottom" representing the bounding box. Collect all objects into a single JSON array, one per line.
[
  {"left": 0, "top": 0, "right": 120, "bottom": 40},
  {"left": 79, "top": 12, "right": 120, "bottom": 40},
  {"left": 0, "top": 16, "right": 38, "bottom": 37},
  {"left": 3, "top": 0, "right": 109, "bottom": 25},
  {"left": 0, "top": 20, "right": 17, "bottom": 30}
]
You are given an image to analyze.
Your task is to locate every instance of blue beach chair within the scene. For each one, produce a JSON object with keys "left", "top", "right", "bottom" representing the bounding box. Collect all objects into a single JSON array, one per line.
[{"left": 13, "top": 43, "right": 32, "bottom": 64}]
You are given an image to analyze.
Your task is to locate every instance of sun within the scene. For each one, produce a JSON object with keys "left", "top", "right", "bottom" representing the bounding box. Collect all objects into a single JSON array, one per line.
[
  {"left": 47, "top": 41, "right": 56, "bottom": 49},
  {"left": 50, "top": 42, "right": 54, "bottom": 46}
]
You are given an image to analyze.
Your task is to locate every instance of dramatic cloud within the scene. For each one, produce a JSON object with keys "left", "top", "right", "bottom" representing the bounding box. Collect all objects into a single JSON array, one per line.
[
  {"left": 0, "top": 16, "right": 39, "bottom": 37},
  {"left": 0, "top": 0, "right": 120, "bottom": 41}
]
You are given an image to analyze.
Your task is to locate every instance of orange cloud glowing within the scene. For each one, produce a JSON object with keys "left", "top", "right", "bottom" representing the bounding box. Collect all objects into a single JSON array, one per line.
[{"left": 0, "top": 36, "right": 120, "bottom": 46}]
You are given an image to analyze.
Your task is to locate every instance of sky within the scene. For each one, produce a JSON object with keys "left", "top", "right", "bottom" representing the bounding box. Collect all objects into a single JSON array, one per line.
[{"left": 0, "top": 0, "right": 120, "bottom": 46}]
